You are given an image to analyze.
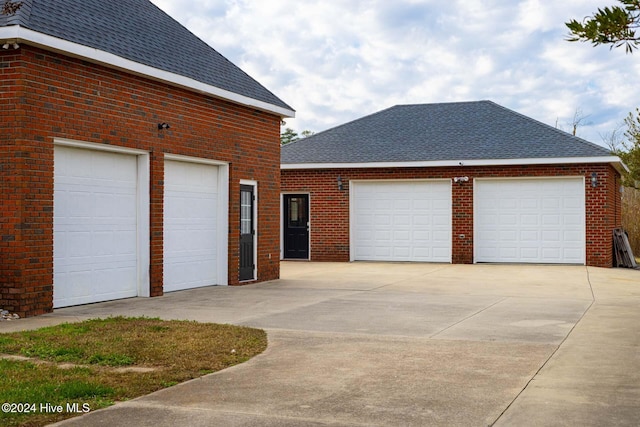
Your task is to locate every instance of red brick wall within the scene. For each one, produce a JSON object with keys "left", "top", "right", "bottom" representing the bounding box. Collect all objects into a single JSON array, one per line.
[
  {"left": 281, "top": 163, "right": 621, "bottom": 267},
  {"left": 1, "top": 46, "right": 282, "bottom": 317}
]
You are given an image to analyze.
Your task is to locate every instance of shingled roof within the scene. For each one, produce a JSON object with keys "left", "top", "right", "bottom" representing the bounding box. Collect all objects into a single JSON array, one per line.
[
  {"left": 0, "top": 0, "right": 293, "bottom": 116},
  {"left": 282, "top": 101, "right": 616, "bottom": 166}
]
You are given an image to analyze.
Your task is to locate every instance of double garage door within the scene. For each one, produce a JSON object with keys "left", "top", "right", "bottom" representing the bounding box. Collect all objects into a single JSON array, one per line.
[
  {"left": 351, "top": 178, "right": 585, "bottom": 264},
  {"left": 54, "top": 146, "right": 224, "bottom": 308}
]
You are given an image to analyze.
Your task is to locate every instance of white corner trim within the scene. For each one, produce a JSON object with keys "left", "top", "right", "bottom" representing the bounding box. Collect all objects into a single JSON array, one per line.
[
  {"left": 2, "top": 26, "right": 295, "bottom": 118},
  {"left": 281, "top": 156, "right": 624, "bottom": 170}
]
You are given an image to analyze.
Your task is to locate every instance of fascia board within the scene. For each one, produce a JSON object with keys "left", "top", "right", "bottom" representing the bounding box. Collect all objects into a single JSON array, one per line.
[{"left": 281, "top": 156, "right": 625, "bottom": 170}]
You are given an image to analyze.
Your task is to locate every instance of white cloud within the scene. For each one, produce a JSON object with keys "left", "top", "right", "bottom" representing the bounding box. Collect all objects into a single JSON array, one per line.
[{"left": 150, "top": 0, "right": 640, "bottom": 145}]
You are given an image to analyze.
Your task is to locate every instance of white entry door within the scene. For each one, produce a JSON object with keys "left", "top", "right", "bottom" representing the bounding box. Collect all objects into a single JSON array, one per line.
[
  {"left": 351, "top": 180, "right": 452, "bottom": 262},
  {"left": 475, "top": 178, "right": 585, "bottom": 264},
  {"left": 53, "top": 146, "right": 138, "bottom": 307},
  {"left": 163, "top": 160, "right": 221, "bottom": 292}
]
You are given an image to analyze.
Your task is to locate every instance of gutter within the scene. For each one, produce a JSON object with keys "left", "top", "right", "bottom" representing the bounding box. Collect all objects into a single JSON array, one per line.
[{"left": 281, "top": 156, "right": 628, "bottom": 173}]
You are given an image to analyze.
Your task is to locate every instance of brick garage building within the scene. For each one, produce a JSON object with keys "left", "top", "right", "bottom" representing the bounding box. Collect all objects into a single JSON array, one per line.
[
  {"left": 281, "top": 102, "right": 624, "bottom": 267},
  {"left": 0, "top": 0, "right": 294, "bottom": 317}
]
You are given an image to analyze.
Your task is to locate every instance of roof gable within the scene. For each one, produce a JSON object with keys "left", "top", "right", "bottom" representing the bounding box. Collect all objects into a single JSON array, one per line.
[
  {"left": 282, "top": 101, "right": 615, "bottom": 165},
  {"left": 1, "top": 0, "right": 293, "bottom": 115}
]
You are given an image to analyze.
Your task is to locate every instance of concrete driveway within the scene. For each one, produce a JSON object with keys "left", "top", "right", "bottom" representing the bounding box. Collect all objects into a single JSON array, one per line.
[{"left": 5, "top": 263, "right": 640, "bottom": 426}]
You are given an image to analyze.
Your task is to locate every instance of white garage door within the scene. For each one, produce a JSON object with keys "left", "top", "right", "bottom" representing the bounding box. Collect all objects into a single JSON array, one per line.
[
  {"left": 164, "top": 160, "right": 220, "bottom": 292},
  {"left": 54, "top": 147, "right": 138, "bottom": 308},
  {"left": 475, "top": 178, "right": 585, "bottom": 264},
  {"left": 351, "top": 180, "right": 452, "bottom": 262}
]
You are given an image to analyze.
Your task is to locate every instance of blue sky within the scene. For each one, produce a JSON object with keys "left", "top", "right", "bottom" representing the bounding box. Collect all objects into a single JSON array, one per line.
[{"left": 150, "top": 0, "right": 639, "bottom": 147}]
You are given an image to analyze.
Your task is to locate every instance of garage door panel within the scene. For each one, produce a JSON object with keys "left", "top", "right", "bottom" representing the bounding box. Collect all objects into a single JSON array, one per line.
[
  {"left": 433, "top": 230, "right": 449, "bottom": 241},
  {"left": 413, "top": 230, "right": 431, "bottom": 240},
  {"left": 563, "top": 248, "right": 583, "bottom": 259},
  {"left": 542, "top": 215, "right": 560, "bottom": 225},
  {"left": 500, "top": 230, "right": 518, "bottom": 241},
  {"left": 375, "top": 215, "right": 392, "bottom": 226},
  {"left": 394, "top": 247, "right": 410, "bottom": 257},
  {"left": 542, "top": 230, "right": 561, "bottom": 241},
  {"left": 522, "top": 230, "right": 542, "bottom": 242},
  {"left": 352, "top": 181, "right": 452, "bottom": 262},
  {"left": 375, "top": 230, "right": 392, "bottom": 241},
  {"left": 541, "top": 248, "right": 562, "bottom": 260},
  {"left": 413, "top": 199, "right": 431, "bottom": 209},
  {"left": 500, "top": 199, "right": 518, "bottom": 209},
  {"left": 564, "top": 230, "right": 582, "bottom": 241},
  {"left": 521, "top": 215, "right": 538, "bottom": 226},
  {"left": 563, "top": 197, "right": 582, "bottom": 208},
  {"left": 394, "top": 215, "right": 410, "bottom": 226},
  {"left": 564, "top": 214, "right": 582, "bottom": 225},
  {"left": 374, "top": 199, "right": 391, "bottom": 209},
  {"left": 375, "top": 247, "right": 392, "bottom": 257},
  {"left": 475, "top": 178, "right": 585, "bottom": 264},
  {"left": 433, "top": 214, "right": 450, "bottom": 226},
  {"left": 543, "top": 198, "right": 561, "bottom": 209}
]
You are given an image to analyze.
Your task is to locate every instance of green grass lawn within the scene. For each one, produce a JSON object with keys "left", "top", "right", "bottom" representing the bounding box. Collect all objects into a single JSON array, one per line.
[{"left": 0, "top": 317, "right": 267, "bottom": 427}]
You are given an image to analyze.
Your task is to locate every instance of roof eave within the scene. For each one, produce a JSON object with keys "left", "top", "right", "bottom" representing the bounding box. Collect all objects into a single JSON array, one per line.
[
  {"left": 282, "top": 156, "right": 626, "bottom": 172},
  {"left": 0, "top": 26, "right": 295, "bottom": 118}
]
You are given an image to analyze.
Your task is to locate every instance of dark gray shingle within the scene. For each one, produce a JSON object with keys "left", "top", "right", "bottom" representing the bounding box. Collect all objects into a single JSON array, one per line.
[
  {"left": 281, "top": 101, "right": 612, "bottom": 164},
  {"left": 1, "top": 0, "right": 292, "bottom": 112}
]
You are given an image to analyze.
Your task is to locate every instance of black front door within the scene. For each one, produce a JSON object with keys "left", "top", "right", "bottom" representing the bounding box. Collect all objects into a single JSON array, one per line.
[
  {"left": 284, "top": 194, "right": 309, "bottom": 259},
  {"left": 239, "top": 185, "right": 254, "bottom": 281}
]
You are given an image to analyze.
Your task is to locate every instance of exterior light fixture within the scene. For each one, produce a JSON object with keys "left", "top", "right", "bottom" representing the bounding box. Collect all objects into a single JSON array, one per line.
[
  {"left": 1, "top": 40, "right": 19, "bottom": 49},
  {"left": 591, "top": 172, "right": 598, "bottom": 188},
  {"left": 157, "top": 122, "right": 170, "bottom": 130},
  {"left": 453, "top": 176, "right": 469, "bottom": 184},
  {"left": 337, "top": 175, "right": 343, "bottom": 191}
]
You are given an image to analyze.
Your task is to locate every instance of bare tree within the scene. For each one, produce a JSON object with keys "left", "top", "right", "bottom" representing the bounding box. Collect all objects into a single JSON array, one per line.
[{"left": 556, "top": 108, "right": 591, "bottom": 137}]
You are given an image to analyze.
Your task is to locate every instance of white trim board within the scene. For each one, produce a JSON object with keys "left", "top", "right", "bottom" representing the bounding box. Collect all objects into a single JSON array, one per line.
[
  {"left": 1, "top": 26, "right": 295, "bottom": 118},
  {"left": 282, "top": 156, "right": 625, "bottom": 172}
]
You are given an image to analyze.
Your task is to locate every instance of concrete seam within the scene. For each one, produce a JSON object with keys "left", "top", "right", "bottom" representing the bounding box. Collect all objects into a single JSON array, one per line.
[
  {"left": 428, "top": 297, "right": 508, "bottom": 339},
  {"left": 585, "top": 266, "right": 596, "bottom": 301},
  {"left": 367, "top": 265, "right": 453, "bottom": 291},
  {"left": 489, "top": 265, "right": 595, "bottom": 426}
]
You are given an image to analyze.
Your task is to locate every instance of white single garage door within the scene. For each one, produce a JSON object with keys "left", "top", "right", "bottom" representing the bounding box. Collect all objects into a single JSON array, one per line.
[
  {"left": 54, "top": 146, "right": 138, "bottom": 308},
  {"left": 475, "top": 178, "right": 585, "bottom": 264},
  {"left": 351, "top": 180, "right": 452, "bottom": 262},
  {"left": 164, "top": 160, "right": 220, "bottom": 292}
]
